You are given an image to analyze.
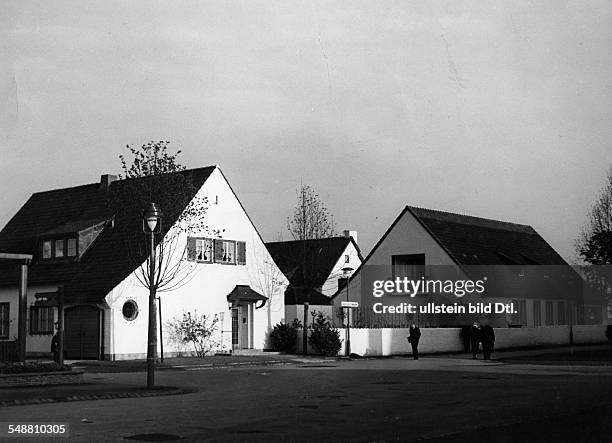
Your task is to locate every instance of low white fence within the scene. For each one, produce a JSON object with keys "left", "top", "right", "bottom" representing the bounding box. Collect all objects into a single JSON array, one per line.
[{"left": 322, "top": 325, "right": 608, "bottom": 357}]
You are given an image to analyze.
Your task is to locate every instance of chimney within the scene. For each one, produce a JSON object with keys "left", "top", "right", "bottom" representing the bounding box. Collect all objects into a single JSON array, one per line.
[
  {"left": 100, "top": 174, "right": 118, "bottom": 190},
  {"left": 343, "top": 230, "right": 358, "bottom": 245}
]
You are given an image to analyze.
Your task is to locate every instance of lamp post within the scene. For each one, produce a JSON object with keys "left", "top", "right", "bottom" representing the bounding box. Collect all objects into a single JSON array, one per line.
[
  {"left": 143, "top": 203, "right": 162, "bottom": 389},
  {"left": 342, "top": 266, "right": 354, "bottom": 357}
]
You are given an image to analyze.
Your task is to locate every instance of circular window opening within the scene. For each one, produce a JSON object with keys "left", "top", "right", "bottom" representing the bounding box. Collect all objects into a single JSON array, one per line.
[{"left": 122, "top": 300, "right": 139, "bottom": 321}]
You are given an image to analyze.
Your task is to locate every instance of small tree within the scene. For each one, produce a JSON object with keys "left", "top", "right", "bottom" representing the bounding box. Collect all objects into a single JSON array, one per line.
[
  {"left": 286, "top": 184, "right": 337, "bottom": 354},
  {"left": 287, "top": 183, "right": 336, "bottom": 242},
  {"left": 308, "top": 311, "right": 341, "bottom": 357},
  {"left": 166, "top": 311, "right": 220, "bottom": 357},
  {"left": 576, "top": 167, "right": 612, "bottom": 315},
  {"left": 577, "top": 167, "right": 612, "bottom": 265}
]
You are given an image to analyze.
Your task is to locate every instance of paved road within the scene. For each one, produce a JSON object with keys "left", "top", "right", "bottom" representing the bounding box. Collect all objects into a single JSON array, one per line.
[{"left": 1, "top": 357, "right": 611, "bottom": 442}]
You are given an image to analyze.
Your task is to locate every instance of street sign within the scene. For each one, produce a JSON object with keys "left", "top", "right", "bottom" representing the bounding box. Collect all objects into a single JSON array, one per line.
[{"left": 341, "top": 301, "right": 359, "bottom": 308}]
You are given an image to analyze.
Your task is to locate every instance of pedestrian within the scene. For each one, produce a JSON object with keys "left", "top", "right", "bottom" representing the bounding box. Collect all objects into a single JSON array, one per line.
[
  {"left": 407, "top": 323, "right": 421, "bottom": 360},
  {"left": 470, "top": 321, "right": 481, "bottom": 359},
  {"left": 51, "top": 331, "right": 60, "bottom": 363},
  {"left": 460, "top": 325, "right": 471, "bottom": 353},
  {"left": 481, "top": 324, "right": 495, "bottom": 360}
]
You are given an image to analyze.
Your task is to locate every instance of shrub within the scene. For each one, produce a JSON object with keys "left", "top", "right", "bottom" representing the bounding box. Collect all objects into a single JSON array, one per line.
[
  {"left": 308, "top": 311, "right": 341, "bottom": 356},
  {"left": 270, "top": 319, "right": 302, "bottom": 353},
  {"left": 166, "top": 311, "right": 220, "bottom": 357}
]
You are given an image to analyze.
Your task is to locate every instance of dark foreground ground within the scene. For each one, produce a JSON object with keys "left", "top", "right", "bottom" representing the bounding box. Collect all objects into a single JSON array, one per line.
[{"left": 1, "top": 348, "right": 611, "bottom": 442}]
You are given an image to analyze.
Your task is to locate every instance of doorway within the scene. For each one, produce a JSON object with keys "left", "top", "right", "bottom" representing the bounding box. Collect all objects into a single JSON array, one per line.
[{"left": 64, "top": 305, "right": 101, "bottom": 359}]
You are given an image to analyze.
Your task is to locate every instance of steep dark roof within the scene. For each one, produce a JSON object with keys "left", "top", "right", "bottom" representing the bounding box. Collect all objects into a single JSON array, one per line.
[
  {"left": 266, "top": 237, "right": 362, "bottom": 288},
  {"left": 406, "top": 206, "right": 567, "bottom": 266},
  {"left": 0, "top": 166, "right": 216, "bottom": 303}
]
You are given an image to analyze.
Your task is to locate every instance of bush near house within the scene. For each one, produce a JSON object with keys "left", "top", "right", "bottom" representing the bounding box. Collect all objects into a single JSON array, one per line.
[
  {"left": 270, "top": 319, "right": 302, "bottom": 353},
  {"left": 0, "top": 362, "right": 72, "bottom": 374},
  {"left": 166, "top": 311, "right": 220, "bottom": 357},
  {"left": 308, "top": 311, "right": 342, "bottom": 357}
]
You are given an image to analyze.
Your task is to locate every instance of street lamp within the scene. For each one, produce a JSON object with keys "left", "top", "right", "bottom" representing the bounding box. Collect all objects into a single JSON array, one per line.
[
  {"left": 342, "top": 266, "right": 354, "bottom": 357},
  {"left": 143, "top": 202, "right": 162, "bottom": 389}
]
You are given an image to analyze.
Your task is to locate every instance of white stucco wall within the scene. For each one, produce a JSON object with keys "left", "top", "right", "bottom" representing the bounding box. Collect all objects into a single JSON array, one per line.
[
  {"left": 103, "top": 167, "right": 288, "bottom": 359},
  {"left": 320, "top": 239, "right": 362, "bottom": 297}
]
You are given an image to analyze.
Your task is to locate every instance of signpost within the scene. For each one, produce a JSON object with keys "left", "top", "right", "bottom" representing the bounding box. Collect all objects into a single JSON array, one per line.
[{"left": 341, "top": 301, "right": 359, "bottom": 308}]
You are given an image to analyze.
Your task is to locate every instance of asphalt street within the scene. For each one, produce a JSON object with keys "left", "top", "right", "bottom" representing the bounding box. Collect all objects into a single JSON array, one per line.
[{"left": 1, "top": 356, "right": 611, "bottom": 442}]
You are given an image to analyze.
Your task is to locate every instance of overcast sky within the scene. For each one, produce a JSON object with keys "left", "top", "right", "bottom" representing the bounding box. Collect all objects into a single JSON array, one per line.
[{"left": 1, "top": 1, "right": 610, "bottom": 261}]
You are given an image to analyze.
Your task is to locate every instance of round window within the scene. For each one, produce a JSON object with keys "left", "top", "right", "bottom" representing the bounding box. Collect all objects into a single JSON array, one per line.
[{"left": 122, "top": 300, "right": 139, "bottom": 321}]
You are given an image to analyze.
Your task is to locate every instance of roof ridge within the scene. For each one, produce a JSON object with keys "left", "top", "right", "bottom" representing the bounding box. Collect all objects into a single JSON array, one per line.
[
  {"left": 406, "top": 205, "right": 535, "bottom": 233},
  {"left": 30, "top": 165, "right": 218, "bottom": 196},
  {"left": 266, "top": 236, "right": 349, "bottom": 245}
]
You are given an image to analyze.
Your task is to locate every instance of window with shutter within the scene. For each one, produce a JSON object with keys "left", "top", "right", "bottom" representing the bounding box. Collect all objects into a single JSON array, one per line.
[
  {"left": 196, "top": 238, "right": 213, "bottom": 262},
  {"left": 29, "top": 306, "right": 54, "bottom": 335},
  {"left": 186, "top": 237, "right": 197, "bottom": 261},
  {"left": 214, "top": 239, "right": 224, "bottom": 262},
  {"left": 236, "top": 241, "right": 246, "bottom": 265}
]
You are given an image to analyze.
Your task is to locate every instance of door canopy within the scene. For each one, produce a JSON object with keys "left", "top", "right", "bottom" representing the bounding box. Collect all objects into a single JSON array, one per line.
[{"left": 226, "top": 285, "right": 267, "bottom": 309}]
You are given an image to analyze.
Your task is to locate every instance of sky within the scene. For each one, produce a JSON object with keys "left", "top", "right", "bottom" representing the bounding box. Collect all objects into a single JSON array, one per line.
[{"left": 1, "top": 0, "right": 611, "bottom": 262}]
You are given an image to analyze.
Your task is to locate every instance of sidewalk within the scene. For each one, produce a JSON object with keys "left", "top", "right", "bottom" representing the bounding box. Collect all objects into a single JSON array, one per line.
[{"left": 0, "top": 382, "right": 196, "bottom": 408}]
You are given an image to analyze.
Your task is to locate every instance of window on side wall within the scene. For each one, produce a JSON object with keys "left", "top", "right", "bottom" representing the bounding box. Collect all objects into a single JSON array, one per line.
[
  {"left": 196, "top": 238, "right": 213, "bottom": 263},
  {"left": 55, "top": 239, "right": 65, "bottom": 258},
  {"left": 533, "top": 301, "right": 542, "bottom": 326},
  {"left": 545, "top": 301, "right": 554, "bottom": 326},
  {"left": 42, "top": 241, "right": 52, "bottom": 260},
  {"left": 557, "top": 301, "right": 566, "bottom": 325},
  {"left": 67, "top": 238, "right": 77, "bottom": 257},
  {"left": 29, "top": 306, "right": 54, "bottom": 335},
  {"left": 392, "top": 254, "right": 425, "bottom": 281},
  {"left": 214, "top": 239, "right": 236, "bottom": 264},
  {"left": 0, "top": 303, "right": 9, "bottom": 338},
  {"left": 221, "top": 241, "right": 235, "bottom": 264}
]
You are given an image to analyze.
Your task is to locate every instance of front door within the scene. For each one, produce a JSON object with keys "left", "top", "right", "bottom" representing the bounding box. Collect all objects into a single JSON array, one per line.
[
  {"left": 231, "top": 304, "right": 253, "bottom": 350},
  {"left": 64, "top": 305, "right": 100, "bottom": 360}
]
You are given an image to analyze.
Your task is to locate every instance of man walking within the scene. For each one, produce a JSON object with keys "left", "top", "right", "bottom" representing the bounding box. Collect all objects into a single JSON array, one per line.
[
  {"left": 481, "top": 324, "right": 495, "bottom": 360},
  {"left": 407, "top": 323, "right": 421, "bottom": 360},
  {"left": 470, "top": 321, "right": 481, "bottom": 359}
]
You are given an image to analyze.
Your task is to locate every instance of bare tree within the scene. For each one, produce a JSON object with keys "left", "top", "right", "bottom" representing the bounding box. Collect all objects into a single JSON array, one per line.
[
  {"left": 249, "top": 243, "right": 287, "bottom": 331},
  {"left": 110, "top": 141, "right": 213, "bottom": 293},
  {"left": 287, "top": 184, "right": 336, "bottom": 241},
  {"left": 285, "top": 183, "right": 337, "bottom": 354}
]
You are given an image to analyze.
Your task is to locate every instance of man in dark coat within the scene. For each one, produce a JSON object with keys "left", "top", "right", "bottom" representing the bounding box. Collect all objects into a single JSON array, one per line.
[
  {"left": 407, "top": 323, "right": 421, "bottom": 360},
  {"left": 460, "top": 325, "right": 471, "bottom": 353},
  {"left": 470, "top": 321, "right": 482, "bottom": 359},
  {"left": 51, "top": 333, "right": 60, "bottom": 363},
  {"left": 481, "top": 324, "right": 495, "bottom": 360}
]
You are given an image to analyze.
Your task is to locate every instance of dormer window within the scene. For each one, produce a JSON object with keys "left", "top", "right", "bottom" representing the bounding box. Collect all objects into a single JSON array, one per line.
[
  {"left": 42, "top": 241, "right": 52, "bottom": 259},
  {"left": 41, "top": 237, "right": 78, "bottom": 260},
  {"left": 55, "top": 240, "right": 65, "bottom": 258}
]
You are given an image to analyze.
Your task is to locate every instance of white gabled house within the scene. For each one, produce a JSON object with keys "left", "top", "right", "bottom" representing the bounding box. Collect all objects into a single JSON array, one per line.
[
  {"left": 266, "top": 232, "right": 363, "bottom": 322},
  {"left": 0, "top": 166, "right": 288, "bottom": 360}
]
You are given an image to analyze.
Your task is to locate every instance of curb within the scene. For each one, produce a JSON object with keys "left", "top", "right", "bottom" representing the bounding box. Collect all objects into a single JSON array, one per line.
[{"left": 0, "top": 387, "right": 198, "bottom": 408}]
